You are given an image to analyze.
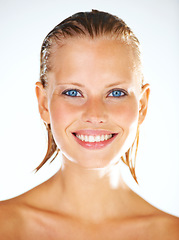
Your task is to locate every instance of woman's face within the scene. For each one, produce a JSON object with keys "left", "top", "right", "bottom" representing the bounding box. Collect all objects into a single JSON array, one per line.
[{"left": 37, "top": 38, "right": 149, "bottom": 169}]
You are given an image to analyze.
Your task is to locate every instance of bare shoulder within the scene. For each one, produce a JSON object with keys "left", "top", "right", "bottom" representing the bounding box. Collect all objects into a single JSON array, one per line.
[
  {"left": 0, "top": 195, "right": 43, "bottom": 240},
  {"left": 0, "top": 198, "right": 24, "bottom": 239},
  {"left": 0, "top": 179, "right": 56, "bottom": 240},
  {"left": 155, "top": 213, "right": 179, "bottom": 239},
  {"left": 128, "top": 189, "right": 179, "bottom": 239}
]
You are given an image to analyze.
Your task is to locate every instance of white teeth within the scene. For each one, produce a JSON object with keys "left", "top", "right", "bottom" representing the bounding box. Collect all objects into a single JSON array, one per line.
[
  {"left": 76, "top": 134, "right": 113, "bottom": 142},
  {"left": 89, "top": 136, "right": 95, "bottom": 142},
  {"left": 100, "top": 135, "right": 105, "bottom": 141},
  {"left": 104, "top": 135, "right": 108, "bottom": 140},
  {"left": 81, "top": 135, "right": 85, "bottom": 141},
  {"left": 95, "top": 135, "right": 101, "bottom": 142}
]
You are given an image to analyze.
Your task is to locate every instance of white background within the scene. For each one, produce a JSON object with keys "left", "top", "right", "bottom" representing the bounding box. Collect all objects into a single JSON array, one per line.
[{"left": 0, "top": 0, "right": 179, "bottom": 217}]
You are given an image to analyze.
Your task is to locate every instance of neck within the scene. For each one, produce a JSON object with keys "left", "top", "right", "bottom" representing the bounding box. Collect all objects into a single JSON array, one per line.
[{"left": 50, "top": 158, "right": 132, "bottom": 223}]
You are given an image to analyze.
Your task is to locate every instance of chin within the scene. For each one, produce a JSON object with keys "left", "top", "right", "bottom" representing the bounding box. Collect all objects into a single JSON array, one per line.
[{"left": 62, "top": 151, "right": 120, "bottom": 170}]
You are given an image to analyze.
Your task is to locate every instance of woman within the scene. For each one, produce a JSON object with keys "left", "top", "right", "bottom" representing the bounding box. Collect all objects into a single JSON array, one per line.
[{"left": 0, "top": 10, "right": 178, "bottom": 239}]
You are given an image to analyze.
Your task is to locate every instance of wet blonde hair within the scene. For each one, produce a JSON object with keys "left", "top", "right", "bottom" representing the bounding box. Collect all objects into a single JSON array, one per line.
[{"left": 36, "top": 10, "right": 143, "bottom": 183}]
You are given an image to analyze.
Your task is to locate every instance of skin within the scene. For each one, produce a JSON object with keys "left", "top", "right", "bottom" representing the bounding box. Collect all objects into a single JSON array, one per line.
[{"left": 0, "top": 38, "right": 178, "bottom": 239}]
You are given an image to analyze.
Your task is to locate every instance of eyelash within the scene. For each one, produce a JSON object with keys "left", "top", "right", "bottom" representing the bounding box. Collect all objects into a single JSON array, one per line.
[
  {"left": 62, "top": 89, "right": 82, "bottom": 97},
  {"left": 62, "top": 88, "right": 128, "bottom": 98},
  {"left": 107, "top": 89, "right": 128, "bottom": 97}
]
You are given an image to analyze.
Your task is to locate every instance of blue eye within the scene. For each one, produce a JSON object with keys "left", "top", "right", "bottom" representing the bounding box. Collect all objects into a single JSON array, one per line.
[
  {"left": 108, "top": 89, "right": 126, "bottom": 97},
  {"left": 62, "top": 89, "right": 82, "bottom": 97}
]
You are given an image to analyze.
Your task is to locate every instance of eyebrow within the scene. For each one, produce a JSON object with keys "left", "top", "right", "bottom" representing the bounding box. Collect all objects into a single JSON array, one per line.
[
  {"left": 56, "top": 82, "right": 84, "bottom": 87},
  {"left": 56, "top": 81, "right": 126, "bottom": 88},
  {"left": 105, "top": 81, "right": 126, "bottom": 88}
]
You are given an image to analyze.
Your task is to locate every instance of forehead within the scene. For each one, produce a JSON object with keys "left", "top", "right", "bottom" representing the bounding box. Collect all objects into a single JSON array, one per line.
[{"left": 49, "top": 38, "right": 141, "bottom": 87}]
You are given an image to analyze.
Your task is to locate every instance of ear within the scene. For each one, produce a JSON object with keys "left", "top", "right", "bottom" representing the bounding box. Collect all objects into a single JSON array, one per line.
[
  {"left": 138, "top": 83, "right": 150, "bottom": 125},
  {"left": 35, "top": 82, "right": 50, "bottom": 124}
]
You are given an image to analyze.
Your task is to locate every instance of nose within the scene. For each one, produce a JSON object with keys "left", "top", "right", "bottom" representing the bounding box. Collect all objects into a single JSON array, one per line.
[{"left": 81, "top": 98, "right": 108, "bottom": 124}]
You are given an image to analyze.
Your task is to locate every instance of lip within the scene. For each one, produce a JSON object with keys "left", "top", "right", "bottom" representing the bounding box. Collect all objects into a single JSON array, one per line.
[
  {"left": 73, "top": 129, "right": 115, "bottom": 135},
  {"left": 71, "top": 130, "right": 118, "bottom": 150}
]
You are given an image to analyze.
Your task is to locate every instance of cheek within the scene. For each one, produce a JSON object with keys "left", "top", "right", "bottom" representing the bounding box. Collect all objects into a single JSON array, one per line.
[
  {"left": 49, "top": 99, "right": 78, "bottom": 127},
  {"left": 110, "top": 98, "right": 139, "bottom": 128},
  {"left": 110, "top": 98, "right": 139, "bottom": 153},
  {"left": 48, "top": 99, "right": 80, "bottom": 149}
]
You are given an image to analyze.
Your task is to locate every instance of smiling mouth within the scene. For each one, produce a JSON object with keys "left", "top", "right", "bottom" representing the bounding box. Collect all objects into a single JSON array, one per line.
[
  {"left": 71, "top": 129, "right": 118, "bottom": 149},
  {"left": 73, "top": 133, "right": 115, "bottom": 142}
]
